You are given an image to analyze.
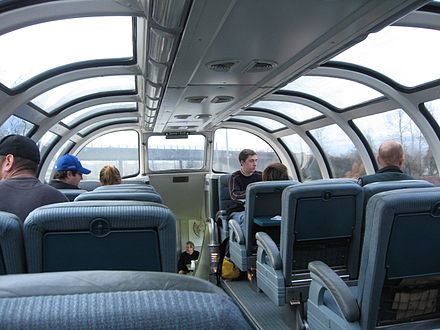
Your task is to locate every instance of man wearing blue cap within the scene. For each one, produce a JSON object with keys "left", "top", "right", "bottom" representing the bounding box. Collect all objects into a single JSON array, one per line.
[
  {"left": 0, "top": 134, "right": 69, "bottom": 221},
  {"left": 49, "top": 154, "right": 91, "bottom": 189}
]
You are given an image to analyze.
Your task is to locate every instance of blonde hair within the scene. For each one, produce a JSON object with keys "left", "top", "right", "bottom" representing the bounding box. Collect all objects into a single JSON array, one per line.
[{"left": 99, "top": 165, "right": 121, "bottom": 186}]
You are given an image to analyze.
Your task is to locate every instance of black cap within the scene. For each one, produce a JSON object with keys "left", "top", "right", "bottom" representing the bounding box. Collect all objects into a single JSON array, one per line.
[{"left": 0, "top": 134, "right": 40, "bottom": 164}]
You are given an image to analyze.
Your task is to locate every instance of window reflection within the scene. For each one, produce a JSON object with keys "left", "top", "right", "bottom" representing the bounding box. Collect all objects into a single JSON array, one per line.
[
  {"left": 0, "top": 115, "right": 34, "bottom": 138},
  {"left": 213, "top": 128, "right": 279, "bottom": 173},
  {"left": 309, "top": 124, "right": 365, "bottom": 178},
  {"left": 31, "top": 75, "right": 136, "bottom": 114},
  {"left": 77, "top": 130, "right": 139, "bottom": 179},
  {"left": 333, "top": 26, "right": 440, "bottom": 87},
  {"left": 282, "top": 76, "right": 382, "bottom": 109},
  {"left": 281, "top": 134, "right": 321, "bottom": 181},
  {"left": 252, "top": 101, "right": 321, "bottom": 122},
  {"left": 353, "top": 109, "right": 438, "bottom": 181}
]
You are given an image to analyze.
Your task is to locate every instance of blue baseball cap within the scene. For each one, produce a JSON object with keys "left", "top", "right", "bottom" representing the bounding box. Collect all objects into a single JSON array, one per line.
[{"left": 55, "top": 154, "right": 91, "bottom": 174}]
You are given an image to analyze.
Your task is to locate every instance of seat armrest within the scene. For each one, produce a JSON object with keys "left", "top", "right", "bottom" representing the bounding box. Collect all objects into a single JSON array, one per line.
[
  {"left": 256, "top": 232, "right": 281, "bottom": 270},
  {"left": 308, "top": 261, "right": 360, "bottom": 322},
  {"left": 229, "top": 220, "right": 244, "bottom": 244}
]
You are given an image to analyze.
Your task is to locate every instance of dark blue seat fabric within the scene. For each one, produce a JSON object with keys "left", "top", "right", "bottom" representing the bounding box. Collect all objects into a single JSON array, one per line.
[
  {"left": 74, "top": 189, "right": 163, "bottom": 203},
  {"left": 307, "top": 187, "right": 440, "bottom": 329},
  {"left": 256, "top": 180, "right": 363, "bottom": 306},
  {"left": 229, "top": 180, "right": 298, "bottom": 271},
  {"left": 0, "top": 211, "right": 25, "bottom": 274},
  {"left": 217, "top": 174, "right": 232, "bottom": 242},
  {"left": 0, "top": 270, "right": 250, "bottom": 329},
  {"left": 24, "top": 201, "right": 176, "bottom": 273},
  {"left": 94, "top": 183, "right": 156, "bottom": 192},
  {"left": 57, "top": 189, "right": 88, "bottom": 201},
  {"left": 78, "top": 180, "right": 101, "bottom": 191}
]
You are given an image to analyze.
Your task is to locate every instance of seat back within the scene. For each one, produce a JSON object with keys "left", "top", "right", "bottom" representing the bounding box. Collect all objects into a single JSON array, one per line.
[
  {"left": 58, "top": 189, "right": 88, "bottom": 201},
  {"left": 0, "top": 211, "right": 25, "bottom": 274},
  {"left": 281, "top": 181, "right": 363, "bottom": 284},
  {"left": 208, "top": 175, "right": 221, "bottom": 219},
  {"left": 245, "top": 180, "right": 299, "bottom": 254},
  {"left": 358, "top": 187, "right": 440, "bottom": 329},
  {"left": 24, "top": 201, "right": 176, "bottom": 273},
  {"left": 74, "top": 189, "right": 163, "bottom": 203},
  {"left": 94, "top": 184, "right": 156, "bottom": 192},
  {"left": 0, "top": 270, "right": 250, "bottom": 329},
  {"left": 78, "top": 180, "right": 101, "bottom": 191},
  {"left": 218, "top": 174, "right": 233, "bottom": 211}
]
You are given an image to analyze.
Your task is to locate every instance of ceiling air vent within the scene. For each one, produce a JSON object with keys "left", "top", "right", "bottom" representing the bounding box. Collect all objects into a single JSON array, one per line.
[
  {"left": 174, "top": 114, "right": 191, "bottom": 119},
  {"left": 184, "top": 96, "right": 207, "bottom": 103},
  {"left": 244, "top": 60, "right": 277, "bottom": 73},
  {"left": 206, "top": 60, "right": 239, "bottom": 72},
  {"left": 211, "top": 96, "right": 234, "bottom": 104},
  {"left": 195, "top": 114, "right": 212, "bottom": 120}
]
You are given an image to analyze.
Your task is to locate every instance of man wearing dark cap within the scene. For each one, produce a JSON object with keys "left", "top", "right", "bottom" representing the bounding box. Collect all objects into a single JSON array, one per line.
[
  {"left": 49, "top": 154, "right": 91, "bottom": 189},
  {"left": 0, "top": 134, "right": 68, "bottom": 221}
]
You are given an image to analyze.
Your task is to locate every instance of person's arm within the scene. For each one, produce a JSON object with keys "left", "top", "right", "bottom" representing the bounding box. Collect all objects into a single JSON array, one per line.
[
  {"left": 177, "top": 252, "right": 188, "bottom": 272},
  {"left": 229, "top": 173, "right": 246, "bottom": 200}
]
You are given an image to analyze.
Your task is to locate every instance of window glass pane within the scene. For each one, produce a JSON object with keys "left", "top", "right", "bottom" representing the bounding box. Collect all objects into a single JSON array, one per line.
[
  {"left": 425, "top": 99, "right": 440, "bottom": 124},
  {"left": 282, "top": 76, "right": 382, "bottom": 109},
  {"left": 37, "top": 130, "right": 58, "bottom": 160},
  {"left": 0, "top": 115, "right": 34, "bottom": 138},
  {"left": 309, "top": 124, "right": 365, "bottom": 178},
  {"left": 78, "top": 117, "right": 138, "bottom": 136},
  {"left": 281, "top": 134, "right": 322, "bottom": 181},
  {"left": 31, "top": 75, "right": 136, "bottom": 114},
  {"left": 77, "top": 130, "right": 139, "bottom": 180},
  {"left": 231, "top": 115, "right": 285, "bottom": 132},
  {"left": 0, "top": 17, "right": 133, "bottom": 89},
  {"left": 353, "top": 110, "right": 438, "bottom": 181},
  {"left": 252, "top": 100, "right": 321, "bottom": 122},
  {"left": 147, "top": 135, "right": 205, "bottom": 171},
  {"left": 333, "top": 26, "right": 440, "bottom": 87},
  {"left": 213, "top": 128, "right": 279, "bottom": 173},
  {"left": 61, "top": 102, "right": 137, "bottom": 127}
]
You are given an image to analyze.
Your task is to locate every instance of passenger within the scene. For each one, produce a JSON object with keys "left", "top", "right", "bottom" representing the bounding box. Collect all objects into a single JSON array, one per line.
[
  {"left": 49, "top": 154, "right": 91, "bottom": 189},
  {"left": 357, "top": 140, "right": 415, "bottom": 186},
  {"left": 262, "top": 162, "right": 289, "bottom": 181},
  {"left": 99, "top": 165, "right": 122, "bottom": 186},
  {"left": 0, "top": 134, "right": 68, "bottom": 221},
  {"left": 178, "top": 241, "right": 200, "bottom": 274},
  {"left": 227, "top": 149, "right": 262, "bottom": 219}
]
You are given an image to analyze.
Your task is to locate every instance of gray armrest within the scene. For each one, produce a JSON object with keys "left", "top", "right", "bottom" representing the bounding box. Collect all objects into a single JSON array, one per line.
[
  {"left": 229, "top": 220, "right": 244, "bottom": 244},
  {"left": 308, "top": 261, "right": 360, "bottom": 322},
  {"left": 256, "top": 232, "right": 281, "bottom": 270}
]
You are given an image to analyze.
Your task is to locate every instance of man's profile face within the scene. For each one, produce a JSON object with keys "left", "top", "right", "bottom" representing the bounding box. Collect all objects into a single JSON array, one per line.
[{"left": 241, "top": 155, "right": 258, "bottom": 174}]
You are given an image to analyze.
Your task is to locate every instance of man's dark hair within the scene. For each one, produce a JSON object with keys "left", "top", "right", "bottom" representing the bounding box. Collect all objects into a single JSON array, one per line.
[
  {"left": 1, "top": 155, "right": 39, "bottom": 175},
  {"left": 238, "top": 149, "right": 256, "bottom": 163},
  {"left": 53, "top": 170, "right": 79, "bottom": 180}
]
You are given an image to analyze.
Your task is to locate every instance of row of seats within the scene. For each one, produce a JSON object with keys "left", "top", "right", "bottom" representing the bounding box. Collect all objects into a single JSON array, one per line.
[
  {"left": 0, "top": 199, "right": 176, "bottom": 274},
  {"left": 221, "top": 178, "right": 434, "bottom": 308}
]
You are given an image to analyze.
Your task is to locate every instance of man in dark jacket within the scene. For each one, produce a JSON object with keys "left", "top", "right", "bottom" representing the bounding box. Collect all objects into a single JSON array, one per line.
[
  {"left": 358, "top": 140, "right": 415, "bottom": 186},
  {"left": 49, "top": 154, "right": 91, "bottom": 189}
]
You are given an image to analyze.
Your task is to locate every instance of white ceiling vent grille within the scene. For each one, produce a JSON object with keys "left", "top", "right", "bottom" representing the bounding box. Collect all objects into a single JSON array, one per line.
[
  {"left": 244, "top": 60, "right": 277, "bottom": 73},
  {"left": 184, "top": 96, "right": 207, "bottom": 103},
  {"left": 206, "top": 60, "right": 239, "bottom": 72},
  {"left": 211, "top": 96, "right": 234, "bottom": 103}
]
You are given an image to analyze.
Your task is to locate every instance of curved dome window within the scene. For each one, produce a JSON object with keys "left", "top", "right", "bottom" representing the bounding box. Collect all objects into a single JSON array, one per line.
[
  {"left": 309, "top": 124, "right": 365, "bottom": 178},
  {"left": 425, "top": 99, "right": 440, "bottom": 124},
  {"left": 281, "top": 134, "right": 322, "bottom": 181},
  {"left": 61, "top": 102, "right": 137, "bottom": 127},
  {"left": 78, "top": 117, "right": 138, "bottom": 136},
  {"left": 0, "top": 115, "right": 34, "bottom": 138},
  {"left": 353, "top": 109, "right": 437, "bottom": 179},
  {"left": 0, "top": 16, "right": 133, "bottom": 89},
  {"left": 31, "top": 75, "right": 136, "bottom": 114},
  {"left": 282, "top": 76, "right": 382, "bottom": 109},
  {"left": 231, "top": 115, "right": 285, "bottom": 132},
  {"left": 333, "top": 26, "right": 440, "bottom": 87},
  {"left": 252, "top": 101, "right": 321, "bottom": 123}
]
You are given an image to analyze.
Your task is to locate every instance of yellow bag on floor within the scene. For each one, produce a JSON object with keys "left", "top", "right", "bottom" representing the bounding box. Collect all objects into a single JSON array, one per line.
[{"left": 222, "top": 258, "right": 240, "bottom": 279}]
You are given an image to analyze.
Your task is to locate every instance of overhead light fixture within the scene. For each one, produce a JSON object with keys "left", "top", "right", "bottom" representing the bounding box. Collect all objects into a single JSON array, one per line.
[
  {"left": 149, "top": 28, "right": 174, "bottom": 63},
  {"left": 152, "top": 0, "right": 188, "bottom": 29},
  {"left": 146, "top": 81, "right": 162, "bottom": 99},
  {"left": 146, "top": 97, "right": 159, "bottom": 109}
]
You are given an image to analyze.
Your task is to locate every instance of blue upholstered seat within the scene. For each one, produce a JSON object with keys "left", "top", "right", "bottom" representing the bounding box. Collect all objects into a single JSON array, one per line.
[
  {"left": 0, "top": 211, "right": 25, "bottom": 274},
  {"left": 23, "top": 200, "right": 176, "bottom": 273},
  {"left": 94, "top": 183, "right": 156, "bottom": 192},
  {"left": 78, "top": 180, "right": 101, "bottom": 191},
  {"left": 57, "top": 189, "right": 88, "bottom": 201},
  {"left": 74, "top": 189, "right": 163, "bottom": 203},
  {"left": 256, "top": 180, "right": 363, "bottom": 306},
  {"left": 307, "top": 187, "right": 440, "bottom": 329},
  {"left": 217, "top": 174, "right": 232, "bottom": 242},
  {"left": 0, "top": 270, "right": 250, "bottom": 329},
  {"left": 229, "top": 180, "right": 298, "bottom": 271}
]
